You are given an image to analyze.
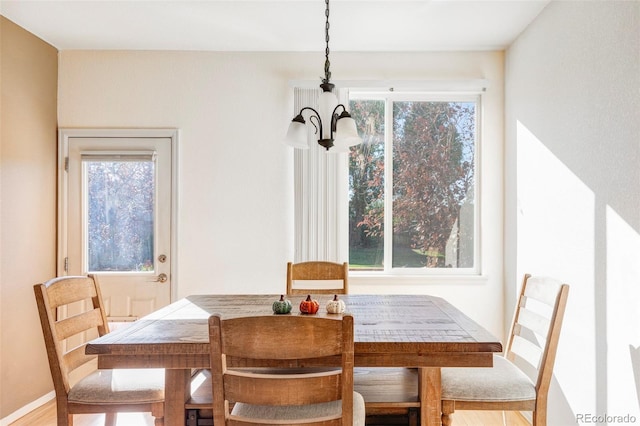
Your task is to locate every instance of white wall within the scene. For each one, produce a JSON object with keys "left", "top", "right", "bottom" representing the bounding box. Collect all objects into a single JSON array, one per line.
[
  {"left": 58, "top": 50, "right": 505, "bottom": 338},
  {"left": 505, "top": 1, "right": 640, "bottom": 424}
]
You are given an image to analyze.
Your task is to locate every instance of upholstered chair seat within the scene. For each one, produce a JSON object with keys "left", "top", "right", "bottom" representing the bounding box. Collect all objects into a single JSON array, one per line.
[
  {"left": 68, "top": 369, "right": 165, "bottom": 405},
  {"left": 442, "top": 356, "right": 536, "bottom": 402}
]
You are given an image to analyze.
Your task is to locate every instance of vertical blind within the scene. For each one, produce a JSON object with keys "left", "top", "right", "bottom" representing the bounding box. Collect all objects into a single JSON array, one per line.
[{"left": 293, "top": 87, "right": 348, "bottom": 263}]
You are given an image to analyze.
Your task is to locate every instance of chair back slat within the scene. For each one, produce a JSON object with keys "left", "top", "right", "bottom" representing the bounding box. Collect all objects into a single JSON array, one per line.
[
  {"left": 221, "top": 315, "right": 345, "bottom": 359},
  {"left": 64, "top": 343, "right": 98, "bottom": 372},
  {"left": 509, "top": 334, "right": 542, "bottom": 373},
  {"left": 522, "top": 276, "right": 562, "bottom": 307},
  {"left": 56, "top": 308, "right": 105, "bottom": 340},
  {"left": 515, "top": 305, "right": 551, "bottom": 339},
  {"left": 287, "top": 261, "right": 349, "bottom": 295},
  {"left": 210, "top": 314, "right": 354, "bottom": 426},
  {"left": 224, "top": 370, "right": 342, "bottom": 405},
  {"left": 46, "top": 276, "right": 99, "bottom": 309}
]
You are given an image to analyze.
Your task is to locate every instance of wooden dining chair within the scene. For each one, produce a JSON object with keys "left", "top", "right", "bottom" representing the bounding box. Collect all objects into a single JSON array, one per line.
[
  {"left": 208, "top": 313, "right": 365, "bottom": 425},
  {"left": 286, "top": 261, "right": 349, "bottom": 295},
  {"left": 440, "top": 274, "right": 570, "bottom": 426},
  {"left": 286, "top": 260, "right": 416, "bottom": 424},
  {"left": 34, "top": 275, "right": 165, "bottom": 426}
]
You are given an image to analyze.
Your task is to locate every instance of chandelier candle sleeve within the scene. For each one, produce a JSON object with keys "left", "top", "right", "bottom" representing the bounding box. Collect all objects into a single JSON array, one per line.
[{"left": 284, "top": 0, "right": 362, "bottom": 151}]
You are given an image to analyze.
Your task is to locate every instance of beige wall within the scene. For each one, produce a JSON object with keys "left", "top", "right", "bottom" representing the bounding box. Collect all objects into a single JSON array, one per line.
[{"left": 0, "top": 16, "right": 58, "bottom": 419}]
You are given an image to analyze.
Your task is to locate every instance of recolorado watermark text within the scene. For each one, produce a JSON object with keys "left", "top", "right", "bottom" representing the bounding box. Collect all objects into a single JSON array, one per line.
[{"left": 576, "top": 413, "right": 637, "bottom": 424}]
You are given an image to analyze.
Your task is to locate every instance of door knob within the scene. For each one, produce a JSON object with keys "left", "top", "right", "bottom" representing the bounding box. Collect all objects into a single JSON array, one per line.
[{"left": 156, "top": 273, "right": 168, "bottom": 283}]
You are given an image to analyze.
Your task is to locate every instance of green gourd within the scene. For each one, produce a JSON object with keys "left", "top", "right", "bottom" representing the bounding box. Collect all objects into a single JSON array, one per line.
[{"left": 272, "top": 294, "right": 292, "bottom": 314}]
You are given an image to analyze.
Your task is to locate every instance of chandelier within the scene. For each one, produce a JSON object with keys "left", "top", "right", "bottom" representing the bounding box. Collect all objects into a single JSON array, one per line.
[{"left": 284, "top": 0, "right": 362, "bottom": 151}]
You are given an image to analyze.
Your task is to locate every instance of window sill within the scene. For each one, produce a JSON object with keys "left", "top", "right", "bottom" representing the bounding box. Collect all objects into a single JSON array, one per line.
[{"left": 349, "top": 273, "right": 489, "bottom": 286}]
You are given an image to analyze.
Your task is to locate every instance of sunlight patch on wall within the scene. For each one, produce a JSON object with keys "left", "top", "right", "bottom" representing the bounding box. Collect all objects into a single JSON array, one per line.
[
  {"left": 516, "top": 120, "right": 596, "bottom": 415},
  {"left": 606, "top": 205, "right": 640, "bottom": 419}
]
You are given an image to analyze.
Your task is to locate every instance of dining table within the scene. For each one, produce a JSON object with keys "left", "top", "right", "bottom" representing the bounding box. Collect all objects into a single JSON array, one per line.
[{"left": 86, "top": 294, "right": 502, "bottom": 426}]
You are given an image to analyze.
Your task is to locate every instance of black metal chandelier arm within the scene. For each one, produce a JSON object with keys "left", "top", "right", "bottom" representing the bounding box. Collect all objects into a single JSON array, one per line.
[
  {"left": 297, "top": 106, "right": 323, "bottom": 136},
  {"left": 332, "top": 103, "right": 347, "bottom": 117}
]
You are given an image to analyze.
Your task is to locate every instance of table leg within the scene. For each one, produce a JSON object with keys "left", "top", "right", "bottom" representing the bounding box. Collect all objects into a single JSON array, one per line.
[
  {"left": 418, "top": 367, "right": 442, "bottom": 426},
  {"left": 164, "top": 368, "right": 191, "bottom": 425}
]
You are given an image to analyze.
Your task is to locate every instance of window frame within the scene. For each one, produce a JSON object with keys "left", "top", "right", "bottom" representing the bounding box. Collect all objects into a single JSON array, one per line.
[{"left": 347, "top": 90, "right": 483, "bottom": 277}]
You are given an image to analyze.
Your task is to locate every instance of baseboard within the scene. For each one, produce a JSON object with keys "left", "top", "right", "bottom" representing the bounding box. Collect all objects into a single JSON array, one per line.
[{"left": 0, "top": 391, "right": 55, "bottom": 426}]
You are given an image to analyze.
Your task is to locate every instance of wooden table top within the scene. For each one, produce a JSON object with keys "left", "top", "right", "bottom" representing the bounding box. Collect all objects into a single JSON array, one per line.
[{"left": 87, "top": 294, "right": 502, "bottom": 368}]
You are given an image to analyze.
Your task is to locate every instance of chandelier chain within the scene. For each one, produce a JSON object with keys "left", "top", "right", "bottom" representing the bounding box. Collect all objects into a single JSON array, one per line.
[
  {"left": 284, "top": 0, "right": 361, "bottom": 151},
  {"left": 323, "top": 0, "right": 331, "bottom": 84}
]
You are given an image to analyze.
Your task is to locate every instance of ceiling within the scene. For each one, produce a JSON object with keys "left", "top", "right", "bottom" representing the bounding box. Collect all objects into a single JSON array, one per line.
[{"left": 0, "top": 0, "right": 550, "bottom": 52}]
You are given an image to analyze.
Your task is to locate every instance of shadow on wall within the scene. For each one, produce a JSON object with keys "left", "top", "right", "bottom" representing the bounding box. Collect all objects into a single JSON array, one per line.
[
  {"left": 548, "top": 376, "right": 577, "bottom": 425},
  {"left": 631, "top": 345, "right": 640, "bottom": 409}
]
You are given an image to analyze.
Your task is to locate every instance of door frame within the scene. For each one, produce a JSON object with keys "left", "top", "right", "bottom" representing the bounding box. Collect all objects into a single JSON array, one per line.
[{"left": 57, "top": 128, "right": 180, "bottom": 302}]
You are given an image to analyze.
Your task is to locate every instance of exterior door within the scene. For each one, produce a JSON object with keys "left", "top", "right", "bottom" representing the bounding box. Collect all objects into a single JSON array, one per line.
[{"left": 59, "top": 129, "right": 177, "bottom": 321}]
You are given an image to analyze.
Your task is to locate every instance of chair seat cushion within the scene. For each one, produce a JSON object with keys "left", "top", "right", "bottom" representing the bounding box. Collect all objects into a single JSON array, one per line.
[
  {"left": 231, "top": 391, "right": 366, "bottom": 426},
  {"left": 68, "top": 369, "right": 165, "bottom": 404},
  {"left": 441, "top": 356, "right": 535, "bottom": 402}
]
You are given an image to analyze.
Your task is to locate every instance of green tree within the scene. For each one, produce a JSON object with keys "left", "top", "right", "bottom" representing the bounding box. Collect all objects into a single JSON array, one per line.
[
  {"left": 87, "top": 161, "right": 155, "bottom": 271},
  {"left": 348, "top": 100, "right": 385, "bottom": 267}
]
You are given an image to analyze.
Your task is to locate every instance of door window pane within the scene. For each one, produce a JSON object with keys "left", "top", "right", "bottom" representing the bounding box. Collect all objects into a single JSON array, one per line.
[{"left": 85, "top": 160, "right": 155, "bottom": 272}]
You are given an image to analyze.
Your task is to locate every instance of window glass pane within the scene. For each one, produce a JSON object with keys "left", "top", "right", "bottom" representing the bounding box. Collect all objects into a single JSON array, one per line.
[
  {"left": 348, "top": 99, "right": 385, "bottom": 270},
  {"left": 85, "top": 160, "right": 155, "bottom": 272},
  {"left": 392, "top": 101, "right": 475, "bottom": 268}
]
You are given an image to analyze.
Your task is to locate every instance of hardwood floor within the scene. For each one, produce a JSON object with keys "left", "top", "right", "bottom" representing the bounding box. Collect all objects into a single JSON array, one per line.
[
  {"left": 9, "top": 400, "right": 156, "bottom": 426},
  {"left": 11, "top": 399, "right": 531, "bottom": 426}
]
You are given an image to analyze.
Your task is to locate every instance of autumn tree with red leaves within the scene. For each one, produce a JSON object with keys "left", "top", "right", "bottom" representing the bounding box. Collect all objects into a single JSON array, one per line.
[{"left": 349, "top": 100, "right": 475, "bottom": 268}]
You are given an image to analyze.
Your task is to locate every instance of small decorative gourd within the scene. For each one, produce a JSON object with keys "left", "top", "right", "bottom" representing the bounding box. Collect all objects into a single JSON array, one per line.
[
  {"left": 272, "top": 295, "right": 292, "bottom": 314},
  {"left": 326, "top": 294, "right": 346, "bottom": 314},
  {"left": 299, "top": 295, "right": 320, "bottom": 314}
]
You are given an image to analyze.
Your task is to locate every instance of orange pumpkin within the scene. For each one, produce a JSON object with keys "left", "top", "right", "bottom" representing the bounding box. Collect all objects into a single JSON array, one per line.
[{"left": 299, "top": 295, "right": 320, "bottom": 314}]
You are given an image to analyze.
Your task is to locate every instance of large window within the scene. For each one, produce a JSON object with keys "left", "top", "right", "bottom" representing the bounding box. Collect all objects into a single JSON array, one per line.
[{"left": 348, "top": 93, "right": 479, "bottom": 274}]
